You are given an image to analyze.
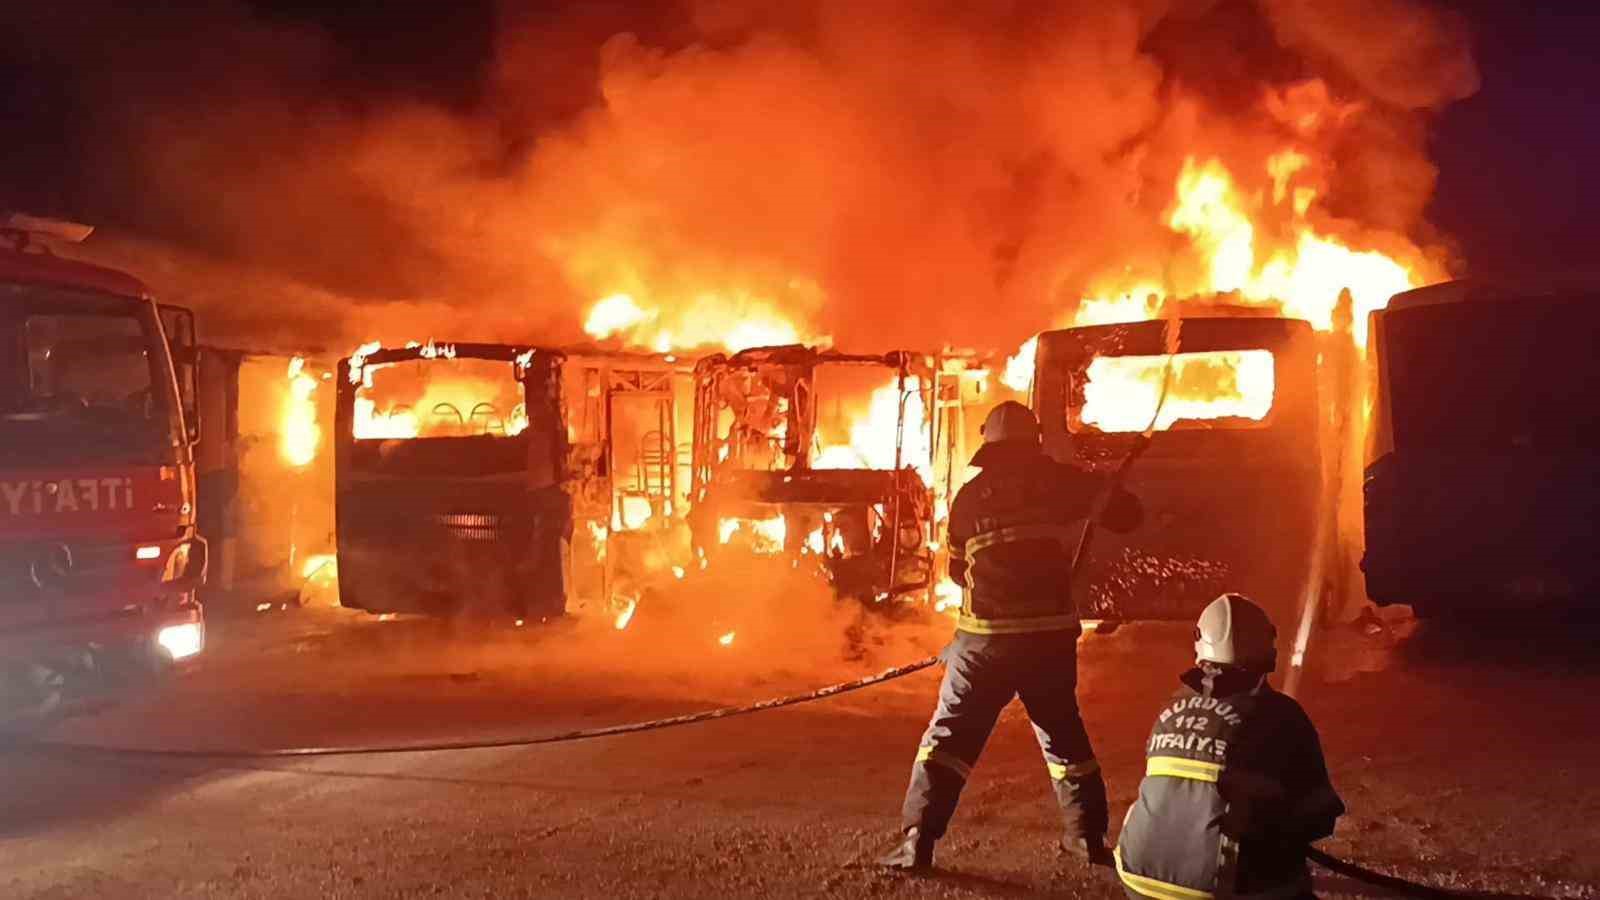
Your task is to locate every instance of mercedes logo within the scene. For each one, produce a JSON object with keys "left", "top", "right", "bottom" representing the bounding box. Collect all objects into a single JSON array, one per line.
[{"left": 29, "top": 543, "right": 74, "bottom": 589}]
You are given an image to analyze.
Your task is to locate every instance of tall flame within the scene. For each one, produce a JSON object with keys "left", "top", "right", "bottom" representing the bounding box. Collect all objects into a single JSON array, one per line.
[
  {"left": 813, "top": 377, "right": 932, "bottom": 482},
  {"left": 1003, "top": 147, "right": 1435, "bottom": 392},
  {"left": 282, "top": 356, "right": 321, "bottom": 467}
]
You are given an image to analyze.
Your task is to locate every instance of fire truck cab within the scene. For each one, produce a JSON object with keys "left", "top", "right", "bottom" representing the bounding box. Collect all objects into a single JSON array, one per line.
[{"left": 0, "top": 215, "right": 207, "bottom": 724}]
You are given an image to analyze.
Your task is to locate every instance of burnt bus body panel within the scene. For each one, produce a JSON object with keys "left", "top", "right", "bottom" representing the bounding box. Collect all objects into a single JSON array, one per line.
[
  {"left": 333, "top": 345, "right": 572, "bottom": 619},
  {"left": 1362, "top": 284, "right": 1600, "bottom": 615},
  {"left": 1034, "top": 318, "right": 1321, "bottom": 627}
]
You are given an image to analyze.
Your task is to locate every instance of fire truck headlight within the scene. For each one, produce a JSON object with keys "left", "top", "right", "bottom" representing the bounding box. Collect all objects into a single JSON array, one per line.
[
  {"left": 135, "top": 545, "right": 162, "bottom": 560},
  {"left": 157, "top": 623, "right": 203, "bottom": 660}
]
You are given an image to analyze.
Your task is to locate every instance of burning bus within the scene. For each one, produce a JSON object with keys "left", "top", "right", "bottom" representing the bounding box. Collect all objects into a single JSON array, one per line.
[
  {"left": 559, "top": 349, "right": 696, "bottom": 622},
  {"left": 1031, "top": 313, "right": 1323, "bottom": 630},
  {"left": 1362, "top": 280, "right": 1600, "bottom": 618},
  {"left": 1, "top": 215, "right": 207, "bottom": 722},
  {"left": 687, "top": 345, "right": 949, "bottom": 603},
  {"left": 333, "top": 342, "right": 570, "bottom": 619}
]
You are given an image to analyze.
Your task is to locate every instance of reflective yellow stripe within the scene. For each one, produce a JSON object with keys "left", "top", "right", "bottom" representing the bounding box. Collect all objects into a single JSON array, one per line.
[
  {"left": 915, "top": 745, "right": 973, "bottom": 780},
  {"left": 1146, "top": 756, "right": 1223, "bottom": 783},
  {"left": 1046, "top": 758, "right": 1100, "bottom": 780},
  {"left": 1115, "top": 847, "right": 1214, "bottom": 900},
  {"left": 956, "top": 612, "right": 1081, "bottom": 635},
  {"left": 965, "top": 523, "right": 1078, "bottom": 557}
]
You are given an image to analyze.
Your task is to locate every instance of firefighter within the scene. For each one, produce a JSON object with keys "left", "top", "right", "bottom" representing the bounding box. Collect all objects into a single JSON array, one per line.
[
  {"left": 1115, "top": 593, "right": 1345, "bottom": 900},
  {"left": 879, "top": 400, "right": 1141, "bottom": 870}
]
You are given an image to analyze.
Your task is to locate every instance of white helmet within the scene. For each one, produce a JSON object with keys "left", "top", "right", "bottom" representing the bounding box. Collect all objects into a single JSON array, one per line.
[{"left": 1194, "top": 593, "right": 1277, "bottom": 670}]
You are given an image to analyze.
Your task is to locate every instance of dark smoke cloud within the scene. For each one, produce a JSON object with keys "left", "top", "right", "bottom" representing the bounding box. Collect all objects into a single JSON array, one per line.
[{"left": 2, "top": 0, "right": 1477, "bottom": 352}]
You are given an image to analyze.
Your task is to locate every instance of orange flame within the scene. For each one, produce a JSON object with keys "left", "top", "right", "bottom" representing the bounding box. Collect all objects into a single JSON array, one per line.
[
  {"left": 581, "top": 290, "right": 815, "bottom": 353},
  {"left": 813, "top": 377, "right": 932, "bottom": 482},
  {"left": 1080, "top": 351, "right": 1275, "bottom": 433},
  {"left": 282, "top": 356, "right": 321, "bottom": 467},
  {"left": 352, "top": 352, "right": 530, "bottom": 440},
  {"left": 718, "top": 514, "right": 787, "bottom": 553},
  {"left": 1003, "top": 146, "right": 1435, "bottom": 407}
]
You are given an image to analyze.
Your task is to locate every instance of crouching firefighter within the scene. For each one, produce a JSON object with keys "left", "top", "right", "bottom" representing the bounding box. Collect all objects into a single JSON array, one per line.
[
  {"left": 1116, "top": 594, "right": 1345, "bottom": 900},
  {"left": 879, "top": 401, "right": 1141, "bottom": 870}
]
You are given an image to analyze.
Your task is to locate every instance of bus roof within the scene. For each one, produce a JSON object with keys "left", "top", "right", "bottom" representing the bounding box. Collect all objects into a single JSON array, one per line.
[
  {"left": 1387, "top": 278, "right": 1600, "bottom": 312},
  {"left": 0, "top": 246, "right": 151, "bottom": 300}
]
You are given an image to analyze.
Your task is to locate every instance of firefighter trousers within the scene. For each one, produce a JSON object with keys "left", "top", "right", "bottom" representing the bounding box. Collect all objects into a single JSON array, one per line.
[{"left": 899, "top": 629, "right": 1107, "bottom": 841}]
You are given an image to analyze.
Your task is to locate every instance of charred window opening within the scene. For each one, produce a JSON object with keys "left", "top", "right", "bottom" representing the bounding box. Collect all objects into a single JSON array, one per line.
[
  {"left": 337, "top": 344, "right": 564, "bottom": 483},
  {"left": 353, "top": 357, "right": 528, "bottom": 440},
  {"left": 1067, "top": 350, "right": 1277, "bottom": 434}
]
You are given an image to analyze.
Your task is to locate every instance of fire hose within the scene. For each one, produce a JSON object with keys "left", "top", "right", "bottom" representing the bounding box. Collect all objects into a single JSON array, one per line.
[
  {"left": 23, "top": 654, "right": 942, "bottom": 759},
  {"left": 23, "top": 668, "right": 1532, "bottom": 899},
  {"left": 19, "top": 323, "right": 1547, "bottom": 898}
]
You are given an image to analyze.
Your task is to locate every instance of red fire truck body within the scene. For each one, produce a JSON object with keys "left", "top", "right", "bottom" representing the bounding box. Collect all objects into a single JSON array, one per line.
[{"left": 0, "top": 218, "right": 206, "bottom": 722}]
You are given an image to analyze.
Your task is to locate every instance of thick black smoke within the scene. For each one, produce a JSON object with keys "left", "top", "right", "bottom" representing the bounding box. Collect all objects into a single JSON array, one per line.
[{"left": 0, "top": 0, "right": 1477, "bottom": 351}]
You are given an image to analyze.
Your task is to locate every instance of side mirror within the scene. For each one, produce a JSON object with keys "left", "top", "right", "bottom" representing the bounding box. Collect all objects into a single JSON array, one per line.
[{"left": 158, "top": 304, "right": 201, "bottom": 445}]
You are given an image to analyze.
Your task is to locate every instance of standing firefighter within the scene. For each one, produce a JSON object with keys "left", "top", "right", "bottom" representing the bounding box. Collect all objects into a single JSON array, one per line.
[
  {"left": 1116, "top": 594, "right": 1344, "bottom": 900},
  {"left": 880, "top": 400, "right": 1141, "bottom": 870}
]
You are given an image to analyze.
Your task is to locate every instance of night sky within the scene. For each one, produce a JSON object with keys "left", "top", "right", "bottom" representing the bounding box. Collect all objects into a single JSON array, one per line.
[{"left": 2, "top": 1, "right": 1597, "bottom": 284}]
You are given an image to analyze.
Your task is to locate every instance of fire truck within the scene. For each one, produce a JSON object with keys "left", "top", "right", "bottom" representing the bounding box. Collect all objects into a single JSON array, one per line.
[{"left": 0, "top": 215, "right": 207, "bottom": 725}]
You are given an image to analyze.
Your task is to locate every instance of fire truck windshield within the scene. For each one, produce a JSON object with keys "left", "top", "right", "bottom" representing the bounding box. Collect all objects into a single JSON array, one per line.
[{"left": 0, "top": 283, "right": 181, "bottom": 465}]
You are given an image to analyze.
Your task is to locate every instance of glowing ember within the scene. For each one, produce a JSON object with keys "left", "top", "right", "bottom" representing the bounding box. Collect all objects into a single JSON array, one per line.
[
  {"left": 933, "top": 579, "right": 963, "bottom": 614},
  {"left": 671, "top": 566, "right": 686, "bottom": 579},
  {"left": 613, "top": 598, "right": 638, "bottom": 630},
  {"left": 804, "top": 524, "right": 847, "bottom": 556},
  {"left": 1080, "top": 351, "right": 1274, "bottom": 433},
  {"left": 718, "top": 515, "right": 787, "bottom": 553},
  {"left": 282, "top": 357, "right": 321, "bottom": 467},
  {"left": 718, "top": 631, "right": 736, "bottom": 646},
  {"left": 615, "top": 496, "right": 655, "bottom": 531}
]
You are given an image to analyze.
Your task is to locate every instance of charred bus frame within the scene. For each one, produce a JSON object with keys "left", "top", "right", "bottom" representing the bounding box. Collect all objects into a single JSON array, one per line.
[{"left": 688, "top": 345, "right": 945, "bottom": 602}]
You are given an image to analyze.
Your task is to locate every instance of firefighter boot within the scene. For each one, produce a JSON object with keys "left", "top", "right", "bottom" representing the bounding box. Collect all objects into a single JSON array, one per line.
[
  {"left": 1059, "top": 835, "right": 1113, "bottom": 868},
  {"left": 877, "top": 827, "right": 935, "bottom": 870}
]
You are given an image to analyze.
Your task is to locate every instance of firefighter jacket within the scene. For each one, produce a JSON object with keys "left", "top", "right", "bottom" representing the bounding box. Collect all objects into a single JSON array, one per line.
[
  {"left": 1115, "top": 667, "right": 1345, "bottom": 900},
  {"left": 947, "top": 442, "right": 1140, "bottom": 635}
]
